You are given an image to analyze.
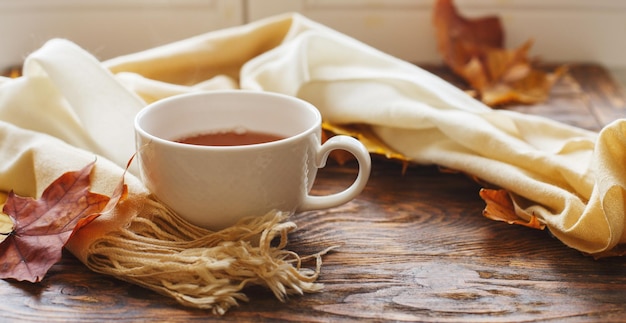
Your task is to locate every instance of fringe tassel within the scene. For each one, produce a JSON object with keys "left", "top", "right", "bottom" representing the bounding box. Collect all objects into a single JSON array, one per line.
[{"left": 83, "top": 198, "right": 334, "bottom": 315}]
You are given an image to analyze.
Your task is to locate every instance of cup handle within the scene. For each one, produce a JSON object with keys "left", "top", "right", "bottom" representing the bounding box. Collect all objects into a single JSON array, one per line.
[{"left": 298, "top": 135, "right": 371, "bottom": 211}]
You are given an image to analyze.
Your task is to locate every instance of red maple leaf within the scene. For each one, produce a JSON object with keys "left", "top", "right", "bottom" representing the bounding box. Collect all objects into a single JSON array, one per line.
[{"left": 0, "top": 161, "right": 126, "bottom": 282}]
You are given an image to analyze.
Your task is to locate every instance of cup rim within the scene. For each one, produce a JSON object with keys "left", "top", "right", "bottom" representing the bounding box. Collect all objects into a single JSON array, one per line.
[{"left": 134, "top": 90, "right": 322, "bottom": 151}]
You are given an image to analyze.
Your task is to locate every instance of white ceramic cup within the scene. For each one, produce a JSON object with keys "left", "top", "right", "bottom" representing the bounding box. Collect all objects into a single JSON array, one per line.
[{"left": 134, "top": 90, "right": 371, "bottom": 230}]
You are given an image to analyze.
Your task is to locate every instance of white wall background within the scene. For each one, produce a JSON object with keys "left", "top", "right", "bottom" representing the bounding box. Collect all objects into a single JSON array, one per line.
[
  {"left": 249, "top": 0, "right": 626, "bottom": 68},
  {"left": 0, "top": 0, "right": 244, "bottom": 69},
  {"left": 1, "top": 0, "right": 626, "bottom": 70}
]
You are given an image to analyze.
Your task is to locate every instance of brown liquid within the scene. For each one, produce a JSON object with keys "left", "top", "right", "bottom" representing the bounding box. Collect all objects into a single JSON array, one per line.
[{"left": 175, "top": 130, "right": 284, "bottom": 146}]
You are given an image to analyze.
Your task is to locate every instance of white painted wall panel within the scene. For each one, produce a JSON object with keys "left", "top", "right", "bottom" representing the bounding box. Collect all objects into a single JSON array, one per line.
[
  {"left": 247, "top": 0, "right": 626, "bottom": 68},
  {"left": 1, "top": 0, "right": 625, "bottom": 70},
  {"left": 0, "top": 0, "right": 244, "bottom": 69}
]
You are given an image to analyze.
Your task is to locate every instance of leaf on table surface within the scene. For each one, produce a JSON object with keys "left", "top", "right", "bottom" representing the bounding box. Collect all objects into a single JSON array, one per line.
[
  {"left": 480, "top": 188, "right": 545, "bottom": 230},
  {"left": 432, "top": 0, "right": 565, "bottom": 106},
  {"left": 322, "top": 122, "right": 411, "bottom": 170},
  {"left": 1, "top": 66, "right": 21, "bottom": 78},
  {"left": 0, "top": 214, "right": 10, "bottom": 237},
  {"left": 0, "top": 161, "right": 127, "bottom": 283},
  {"left": 0, "top": 192, "right": 10, "bottom": 244}
]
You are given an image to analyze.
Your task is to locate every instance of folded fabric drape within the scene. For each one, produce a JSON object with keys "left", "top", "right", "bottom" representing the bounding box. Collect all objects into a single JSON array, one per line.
[{"left": 0, "top": 12, "right": 624, "bottom": 266}]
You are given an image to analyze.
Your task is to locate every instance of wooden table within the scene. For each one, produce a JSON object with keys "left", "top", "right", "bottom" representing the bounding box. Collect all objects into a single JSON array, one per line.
[{"left": 2, "top": 64, "right": 626, "bottom": 322}]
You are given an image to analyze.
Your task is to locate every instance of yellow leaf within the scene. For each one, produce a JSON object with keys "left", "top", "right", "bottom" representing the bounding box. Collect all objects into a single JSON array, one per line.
[{"left": 0, "top": 192, "right": 11, "bottom": 243}]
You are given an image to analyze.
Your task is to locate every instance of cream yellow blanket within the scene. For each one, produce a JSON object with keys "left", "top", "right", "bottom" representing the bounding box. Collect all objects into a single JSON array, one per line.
[{"left": 0, "top": 11, "right": 624, "bottom": 271}]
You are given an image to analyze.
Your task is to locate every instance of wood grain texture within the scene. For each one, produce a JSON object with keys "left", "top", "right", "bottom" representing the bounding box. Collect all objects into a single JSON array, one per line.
[{"left": 2, "top": 64, "right": 626, "bottom": 322}]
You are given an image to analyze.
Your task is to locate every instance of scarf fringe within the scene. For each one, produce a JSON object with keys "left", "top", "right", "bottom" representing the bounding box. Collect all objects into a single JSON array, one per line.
[{"left": 83, "top": 198, "right": 334, "bottom": 315}]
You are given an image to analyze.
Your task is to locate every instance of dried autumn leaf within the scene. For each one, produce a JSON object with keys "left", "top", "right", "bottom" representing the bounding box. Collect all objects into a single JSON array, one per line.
[
  {"left": 0, "top": 214, "right": 10, "bottom": 238},
  {"left": 432, "top": 0, "right": 565, "bottom": 106},
  {"left": 0, "top": 220, "right": 13, "bottom": 243},
  {"left": 0, "top": 161, "right": 126, "bottom": 282},
  {"left": 479, "top": 188, "right": 544, "bottom": 229},
  {"left": 433, "top": 0, "right": 503, "bottom": 69},
  {"left": 322, "top": 122, "right": 411, "bottom": 169},
  {"left": 322, "top": 129, "right": 355, "bottom": 166},
  {"left": 0, "top": 193, "right": 10, "bottom": 244},
  {"left": 1, "top": 66, "right": 21, "bottom": 78}
]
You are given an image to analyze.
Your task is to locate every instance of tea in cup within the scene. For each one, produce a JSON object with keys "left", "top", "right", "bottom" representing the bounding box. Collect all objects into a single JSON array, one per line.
[{"left": 134, "top": 90, "right": 371, "bottom": 230}]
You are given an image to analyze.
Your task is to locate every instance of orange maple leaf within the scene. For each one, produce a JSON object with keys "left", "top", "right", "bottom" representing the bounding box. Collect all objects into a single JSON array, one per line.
[
  {"left": 0, "top": 161, "right": 126, "bottom": 282},
  {"left": 432, "top": 0, "right": 565, "bottom": 106},
  {"left": 479, "top": 188, "right": 545, "bottom": 230}
]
